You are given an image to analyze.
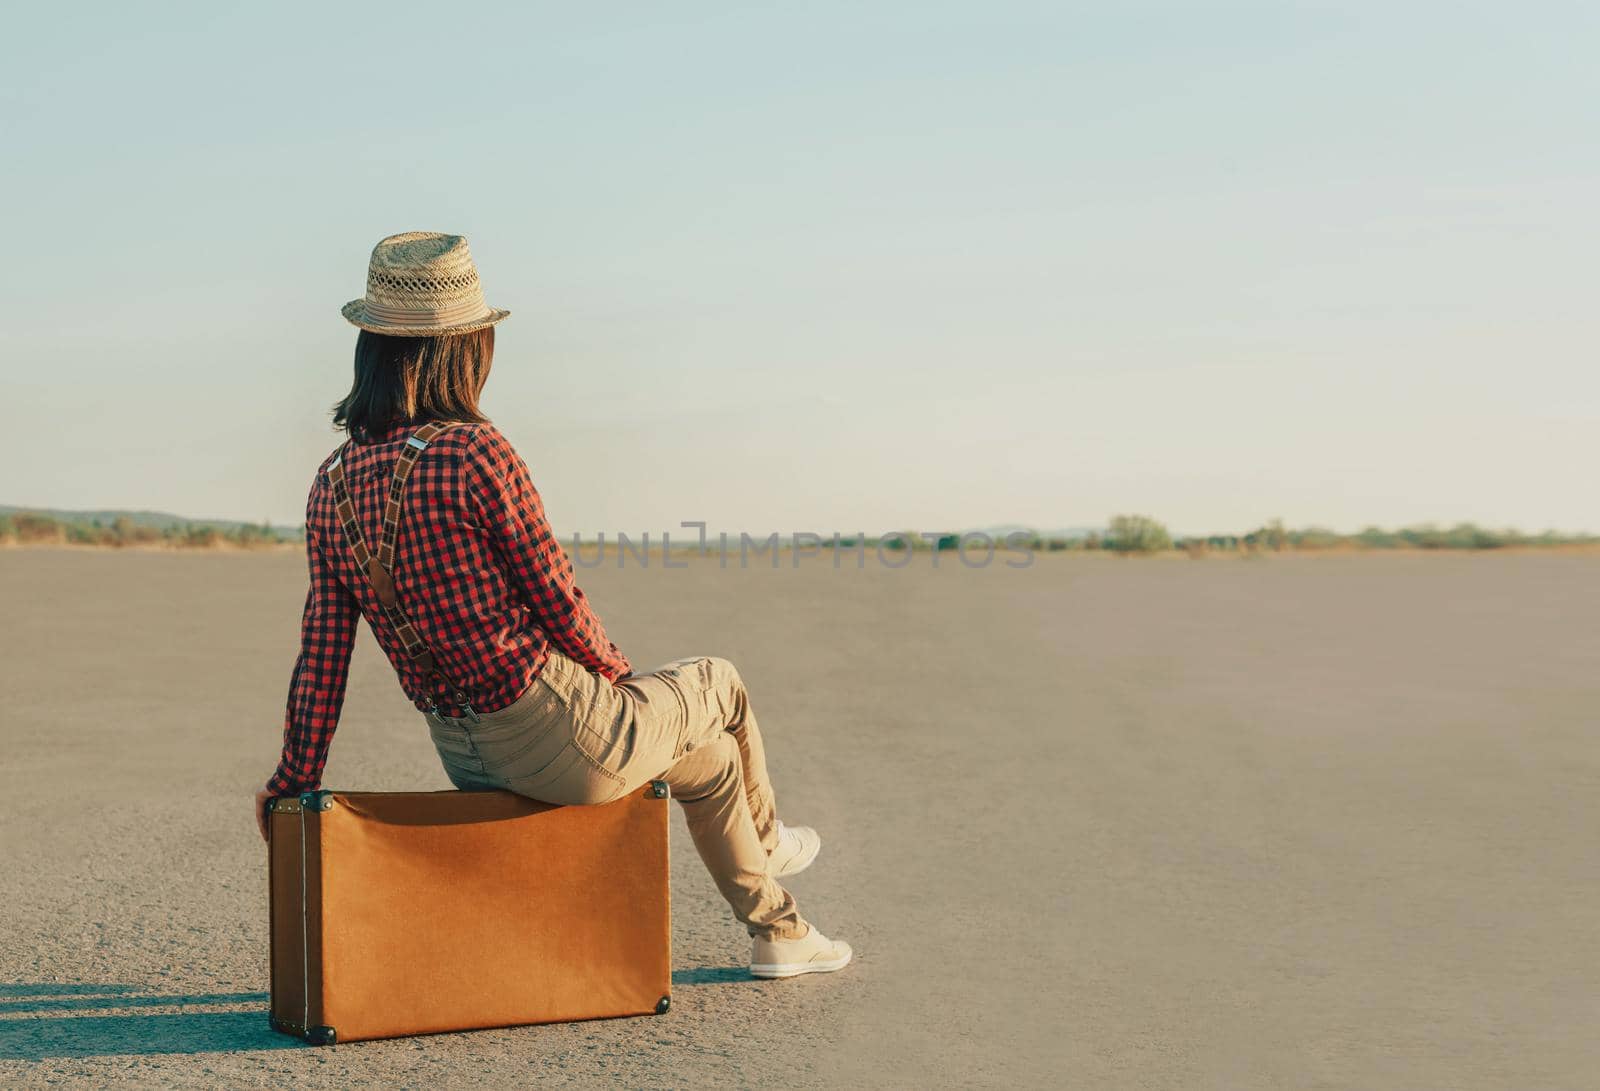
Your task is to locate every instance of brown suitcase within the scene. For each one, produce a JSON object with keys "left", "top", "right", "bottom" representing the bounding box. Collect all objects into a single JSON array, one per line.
[{"left": 268, "top": 782, "right": 672, "bottom": 1044}]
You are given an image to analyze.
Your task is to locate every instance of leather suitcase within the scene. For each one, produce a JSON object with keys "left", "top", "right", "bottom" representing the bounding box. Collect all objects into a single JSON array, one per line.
[{"left": 268, "top": 782, "right": 672, "bottom": 1044}]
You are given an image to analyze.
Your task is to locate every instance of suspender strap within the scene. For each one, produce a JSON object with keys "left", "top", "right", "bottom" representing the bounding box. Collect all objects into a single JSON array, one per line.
[{"left": 326, "top": 422, "right": 471, "bottom": 715}]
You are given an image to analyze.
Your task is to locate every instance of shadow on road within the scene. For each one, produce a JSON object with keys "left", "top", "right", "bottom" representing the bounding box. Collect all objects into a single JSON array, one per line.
[
  {"left": 0, "top": 991, "right": 269, "bottom": 1016},
  {"left": 0, "top": 984, "right": 140, "bottom": 998},
  {"left": 4, "top": 972, "right": 757, "bottom": 1058},
  {"left": 671, "top": 966, "right": 748, "bottom": 986},
  {"left": 0, "top": 984, "right": 292, "bottom": 1060}
]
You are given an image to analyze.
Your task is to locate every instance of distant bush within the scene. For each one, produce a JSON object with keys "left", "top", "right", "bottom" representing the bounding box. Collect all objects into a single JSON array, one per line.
[
  {"left": 1184, "top": 521, "right": 1598, "bottom": 554},
  {"left": 1412, "top": 523, "right": 1507, "bottom": 550},
  {"left": 1289, "top": 527, "right": 1344, "bottom": 550},
  {"left": 230, "top": 520, "right": 280, "bottom": 549},
  {"left": 12, "top": 513, "right": 65, "bottom": 544},
  {"left": 0, "top": 511, "right": 295, "bottom": 549},
  {"left": 110, "top": 516, "right": 162, "bottom": 547},
  {"left": 1106, "top": 515, "right": 1172, "bottom": 554},
  {"left": 1244, "top": 519, "right": 1288, "bottom": 552}
]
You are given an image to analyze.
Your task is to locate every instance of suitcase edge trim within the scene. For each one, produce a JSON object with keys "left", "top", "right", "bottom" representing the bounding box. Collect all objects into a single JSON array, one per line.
[{"left": 268, "top": 793, "right": 328, "bottom": 1044}]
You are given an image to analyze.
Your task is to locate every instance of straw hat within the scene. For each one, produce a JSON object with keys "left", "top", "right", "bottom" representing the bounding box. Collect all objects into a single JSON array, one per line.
[{"left": 341, "top": 231, "right": 510, "bottom": 336}]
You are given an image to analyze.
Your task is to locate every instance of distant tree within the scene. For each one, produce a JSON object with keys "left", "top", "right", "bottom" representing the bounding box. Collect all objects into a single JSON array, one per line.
[
  {"left": 1443, "top": 523, "right": 1505, "bottom": 549},
  {"left": 1105, "top": 515, "right": 1172, "bottom": 554},
  {"left": 1262, "top": 518, "right": 1287, "bottom": 552},
  {"left": 231, "top": 518, "right": 279, "bottom": 545},
  {"left": 107, "top": 516, "right": 159, "bottom": 546}
]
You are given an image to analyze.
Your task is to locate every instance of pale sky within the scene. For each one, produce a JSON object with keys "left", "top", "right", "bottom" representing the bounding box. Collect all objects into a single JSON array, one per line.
[{"left": 2, "top": 1, "right": 1596, "bottom": 537}]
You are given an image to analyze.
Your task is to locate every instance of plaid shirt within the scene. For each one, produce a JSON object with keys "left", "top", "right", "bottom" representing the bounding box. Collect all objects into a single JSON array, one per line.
[{"left": 267, "top": 421, "right": 631, "bottom": 796}]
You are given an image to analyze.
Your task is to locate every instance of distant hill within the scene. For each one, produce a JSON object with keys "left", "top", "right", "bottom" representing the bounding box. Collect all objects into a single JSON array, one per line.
[
  {"left": 973, "top": 524, "right": 1102, "bottom": 542},
  {"left": 0, "top": 505, "right": 303, "bottom": 541}
]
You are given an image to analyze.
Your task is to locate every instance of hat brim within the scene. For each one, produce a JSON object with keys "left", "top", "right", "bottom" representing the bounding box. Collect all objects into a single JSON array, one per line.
[{"left": 341, "top": 299, "right": 510, "bottom": 336}]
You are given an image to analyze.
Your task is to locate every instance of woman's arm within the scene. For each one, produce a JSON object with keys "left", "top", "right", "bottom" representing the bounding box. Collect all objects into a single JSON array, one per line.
[
  {"left": 465, "top": 429, "right": 632, "bottom": 680},
  {"left": 266, "top": 519, "right": 360, "bottom": 796}
]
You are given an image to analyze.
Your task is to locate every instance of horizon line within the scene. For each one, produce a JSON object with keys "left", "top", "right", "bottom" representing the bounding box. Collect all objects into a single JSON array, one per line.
[{"left": 2, "top": 503, "right": 1593, "bottom": 542}]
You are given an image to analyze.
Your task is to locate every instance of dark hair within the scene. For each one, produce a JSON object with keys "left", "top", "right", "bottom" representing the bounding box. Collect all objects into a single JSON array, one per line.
[{"left": 333, "top": 327, "right": 495, "bottom": 441}]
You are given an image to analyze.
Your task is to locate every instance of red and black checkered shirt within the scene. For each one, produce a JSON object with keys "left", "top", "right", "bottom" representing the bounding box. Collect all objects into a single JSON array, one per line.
[{"left": 267, "top": 421, "right": 631, "bottom": 796}]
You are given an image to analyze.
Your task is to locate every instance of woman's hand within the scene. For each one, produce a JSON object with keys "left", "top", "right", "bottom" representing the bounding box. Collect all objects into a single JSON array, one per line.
[{"left": 254, "top": 786, "right": 273, "bottom": 843}]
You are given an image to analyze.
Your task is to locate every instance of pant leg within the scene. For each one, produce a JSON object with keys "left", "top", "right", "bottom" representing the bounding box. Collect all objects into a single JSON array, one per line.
[
  {"left": 618, "top": 656, "right": 782, "bottom": 854},
  {"left": 546, "top": 652, "right": 803, "bottom": 939},
  {"left": 661, "top": 733, "right": 806, "bottom": 940}
]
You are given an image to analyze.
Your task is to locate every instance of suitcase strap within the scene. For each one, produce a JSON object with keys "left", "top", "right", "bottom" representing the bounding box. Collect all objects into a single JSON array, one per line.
[{"left": 326, "top": 421, "right": 475, "bottom": 717}]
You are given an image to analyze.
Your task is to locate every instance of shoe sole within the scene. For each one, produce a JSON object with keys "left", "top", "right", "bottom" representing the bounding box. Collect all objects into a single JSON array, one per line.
[
  {"left": 770, "top": 835, "right": 822, "bottom": 880},
  {"left": 750, "top": 949, "right": 853, "bottom": 979}
]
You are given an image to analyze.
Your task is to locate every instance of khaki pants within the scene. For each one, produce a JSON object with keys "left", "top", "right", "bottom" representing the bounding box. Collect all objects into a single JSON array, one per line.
[{"left": 426, "top": 652, "right": 805, "bottom": 940}]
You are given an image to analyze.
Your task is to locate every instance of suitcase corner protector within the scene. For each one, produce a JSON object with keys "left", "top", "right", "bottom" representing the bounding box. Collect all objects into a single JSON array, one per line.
[
  {"left": 654, "top": 995, "right": 671, "bottom": 1015},
  {"left": 308, "top": 1025, "right": 338, "bottom": 1046},
  {"left": 647, "top": 780, "right": 669, "bottom": 800}
]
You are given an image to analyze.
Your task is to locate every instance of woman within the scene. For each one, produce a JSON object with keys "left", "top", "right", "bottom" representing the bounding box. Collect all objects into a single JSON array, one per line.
[{"left": 255, "top": 231, "right": 851, "bottom": 980}]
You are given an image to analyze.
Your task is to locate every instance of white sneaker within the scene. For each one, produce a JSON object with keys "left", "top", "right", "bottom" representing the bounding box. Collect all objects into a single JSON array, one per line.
[
  {"left": 768, "top": 820, "right": 821, "bottom": 878},
  {"left": 750, "top": 925, "right": 853, "bottom": 979}
]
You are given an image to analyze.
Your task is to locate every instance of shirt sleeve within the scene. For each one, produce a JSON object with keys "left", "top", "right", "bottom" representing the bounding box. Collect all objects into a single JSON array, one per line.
[
  {"left": 464, "top": 430, "right": 632, "bottom": 681},
  {"left": 267, "top": 492, "right": 361, "bottom": 796}
]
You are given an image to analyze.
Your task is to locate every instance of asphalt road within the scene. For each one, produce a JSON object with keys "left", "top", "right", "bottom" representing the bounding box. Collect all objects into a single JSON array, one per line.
[{"left": 2, "top": 548, "right": 1596, "bottom": 1087}]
